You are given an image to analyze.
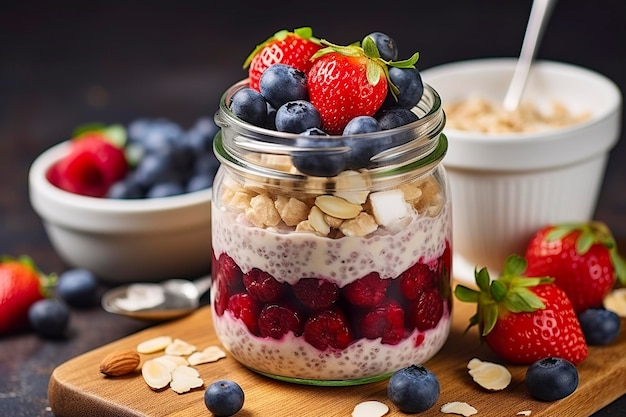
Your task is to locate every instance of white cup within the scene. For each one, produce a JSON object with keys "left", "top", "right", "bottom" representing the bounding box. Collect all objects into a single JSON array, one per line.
[{"left": 422, "top": 58, "right": 622, "bottom": 285}]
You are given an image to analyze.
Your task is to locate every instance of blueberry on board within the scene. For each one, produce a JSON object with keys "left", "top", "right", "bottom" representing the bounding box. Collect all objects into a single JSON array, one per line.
[
  {"left": 56, "top": 268, "right": 99, "bottom": 308},
  {"left": 342, "top": 116, "right": 381, "bottom": 135},
  {"left": 578, "top": 308, "right": 622, "bottom": 345},
  {"left": 259, "top": 63, "right": 308, "bottom": 110},
  {"left": 204, "top": 380, "right": 245, "bottom": 417},
  {"left": 526, "top": 357, "right": 579, "bottom": 401},
  {"left": 387, "top": 365, "right": 440, "bottom": 413},
  {"left": 291, "top": 136, "right": 347, "bottom": 177},
  {"left": 385, "top": 67, "right": 424, "bottom": 109},
  {"left": 28, "top": 299, "right": 70, "bottom": 339},
  {"left": 363, "top": 32, "right": 398, "bottom": 61},
  {"left": 229, "top": 87, "right": 268, "bottom": 127},
  {"left": 377, "top": 107, "right": 419, "bottom": 130},
  {"left": 275, "top": 100, "right": 321, "bottom": 133}
]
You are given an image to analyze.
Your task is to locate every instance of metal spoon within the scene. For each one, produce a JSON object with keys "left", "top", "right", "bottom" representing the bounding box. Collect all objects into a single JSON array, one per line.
[
  {"left": 503, "top": 0, "right": 558, "bottom": 112},
  {"left": 101, "top": 275, "right": 212, "bottom": 321}
]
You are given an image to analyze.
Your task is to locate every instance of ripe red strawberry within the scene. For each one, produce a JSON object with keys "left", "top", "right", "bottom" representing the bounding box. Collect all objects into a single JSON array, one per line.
[
  {"left": 242, "top": 268, "right": 286, "bottom": 303},
  {"left": 303, "top": 308, "right": 353, "bottom": 350},
  {"left": 292, "top": 278, "right": 339, "bottom": 310},
  {"left": 0, "top": 256, "right": 51, "bottom": 335},
  {"left": 525, "top": 221, "right": 626, "bottom": 313},
  {"left": 343, "top": 272, "right": 390, "bottom": 307},
  {"left": 307, "top": 37, "right": 420, "bottom": 134},
  {"left": 243, "top": 27, "right": 322, "bottom": 91},
  {"left": 48, "top": 133, "right": 128, "bottom": 197},
  {"left": 227, "top": 292, "right": 262, "bottom": 335},
  {"left": 407, "top": 287, "right": 444, "bottom": 331},
  {"left": 258, "top": 303, "right": 304, "bottom": 339},
  {"left": 357, "top": 297, "right": 405, "bottom": 345},
  {"left": 455, "top": 255, "right": 588, "bottom": 365}
]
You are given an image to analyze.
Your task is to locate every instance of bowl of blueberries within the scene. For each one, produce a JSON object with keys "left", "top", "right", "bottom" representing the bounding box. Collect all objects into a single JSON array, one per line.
[{"left": 29, "top": 117, "right": 219, "bottom": 283}]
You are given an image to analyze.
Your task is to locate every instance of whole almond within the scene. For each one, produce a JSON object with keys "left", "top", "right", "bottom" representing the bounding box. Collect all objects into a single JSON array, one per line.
[{"left": 99, "top": 351, "right": 140, "bottom": 377}]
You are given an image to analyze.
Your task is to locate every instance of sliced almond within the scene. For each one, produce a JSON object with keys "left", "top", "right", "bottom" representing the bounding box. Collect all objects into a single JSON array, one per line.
[
  {"left": 517, "top": 411, "right": 532, "bottom": 416},
  {"left": 141, "top": 359, "right": 172, "bottom": 390},
  {"left": 315, "top": 195, "right": 362, "bottom": 219},
  {"left": 467, "top": 358, "right": 511, "bottom": 391},
  {"left": 334, "top": 171, "right": 370, "bottom": 204},
  {"left": 351, "top": 400, "right": 389, "bottom": 417},
  {"left": 440, "top": 401, "right": 478, "bottom": 416},
  {"left": 188, "top": 346, "right": 227, "bottom": 366},
  {"left": 170, "top": 365, "right": 203, "bottom": 394},
  {"left": 603, "top": 288, "right": 626, "bottom": 317},
  {"left": 152, "top": 355, "right": 188, "bottom": 372},
  {"left": 308, "top": 206, "right": 331, "bottom": 235},
  {"left": 164, "top": 338, "right": 196, "bottom": 356},
  {"left": 137, "top": 336, "right": 172, "bottom": 354}
]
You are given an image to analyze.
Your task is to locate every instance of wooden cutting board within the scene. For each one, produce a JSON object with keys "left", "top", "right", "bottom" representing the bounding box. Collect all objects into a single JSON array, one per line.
[{"left": 48, "top": 296, "right": 626, "bottom": 417}]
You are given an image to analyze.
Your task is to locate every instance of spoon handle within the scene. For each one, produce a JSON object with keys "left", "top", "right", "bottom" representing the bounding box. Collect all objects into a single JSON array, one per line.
[
  {"left": 193, "top": 274, "right": 213, "bottom": 296},
  {"left": 503, "top": 0, "right": 558, "bottom": 112}
]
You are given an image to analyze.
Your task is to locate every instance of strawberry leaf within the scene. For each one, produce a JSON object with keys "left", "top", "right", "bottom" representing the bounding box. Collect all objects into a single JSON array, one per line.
[
  {"left": 365, "top": 60, "right": 383, "bottom": 86},
  {"left": 454, "top": 285, "right": 480, "bottom": 303},
  {"left": 503, "top": 254, "right": 527, "bottom": 276},
  {"left": 576, "top": 229, "right": 595, "bottom": 255},
  {"left": 481, "top": 302, "right": 499, "bottom": 336},
  {"left": 611, "top": 251, "right": 626, "bottom": 285},
  {"left": 490, "top": 280, "right": 507, "bottom": 302},
  {"left": 475, "top": 267, "right": 491, "bottom": 292},
  {"left": 504, "top": 287, "right": 546, "bottom": 312},
  {"left": 389, "top": 52, "right": 420, "bottom": 69},
  {"left": 361, "top": 35, "right": 380, "bottom": 59}
]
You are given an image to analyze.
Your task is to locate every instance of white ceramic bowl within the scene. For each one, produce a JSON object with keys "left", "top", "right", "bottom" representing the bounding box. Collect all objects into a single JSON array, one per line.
[
  {"left": 29, "top": 140, "right": 213, "bottom": 283},
  {"left": 422, "top": 58, "right": 622, "bottom": 285}
]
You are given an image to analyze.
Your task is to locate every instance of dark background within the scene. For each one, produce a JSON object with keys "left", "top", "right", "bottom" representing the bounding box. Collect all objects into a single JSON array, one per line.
[{"left": 1, "top": 1, "right": 625, "bottom": 415}]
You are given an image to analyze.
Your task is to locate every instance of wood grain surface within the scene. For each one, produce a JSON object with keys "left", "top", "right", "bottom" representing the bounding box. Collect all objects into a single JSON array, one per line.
[{"left": 48, "top": 296, "right": 626, "bottom": 417}]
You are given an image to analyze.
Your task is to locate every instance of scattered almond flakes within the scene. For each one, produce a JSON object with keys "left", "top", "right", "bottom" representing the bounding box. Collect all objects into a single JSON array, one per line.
[
  {"left": 351, "top": 400, "right": 389, "bottom": 417},
  {"left": 467, "top": 357, "right": 511, "bottom": 391},
  {"left": 517, "top": 411, "right": 532, "bottom": 416},
  {"left": 141, "top": 359, "right": 172, "bottom": 390},
  {"left": 137, "top": 336, "right": 172, "bottom": 354},
  {"left": 188, "top": 346, "right": 227, "bottom": 365},
  {"left": 603, "top": 288, "right": 626, "bottom": 317},
  {"left": 165, "top": 338, "right": 197, "bottom": 356},
  {"left": 170, "top": 365, "right": 204, "bottom": 394},
  {"left": 440, "top": 401, "right": 478, "bottom": 416}
]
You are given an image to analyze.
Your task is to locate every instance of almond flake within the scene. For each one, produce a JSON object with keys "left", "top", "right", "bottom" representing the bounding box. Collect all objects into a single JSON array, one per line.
[
  {"left": 517, "top": 411, "right": 532, "bottom": 416},
  {"left": 467, "top": 358, "right": 511, "bottom": 391},
  {"left": 351, "top": 400, "right": 389, "bottom": 417},
  {"left": 308, "top": 206, "right": 331, "bottom": 235},
  {"left": 152, "top": 355, "right": 188, "bottom": 372},
  {"left": 603, "top": 288, "right": 626, "bottom": 317},
  {"left": 440, "top": 402, "right": 478, "bottom": 416},
  {"left": 188, "top": 346, "right": 227, "bottom": 366},
  {"left": 170, "top": 366, "right": 203, "bottom": 394},
  {"left": 141, "top": 359, "right": 172, "bottom": 390},
  {"left": 315, "top": 195, "right": 362, "bottom": 219},
  {"left": 137, "top": 336, "right": 172, "bottom": 354},
  {"left": 165, "top": 338, "right": 196, "bottom": 356}
]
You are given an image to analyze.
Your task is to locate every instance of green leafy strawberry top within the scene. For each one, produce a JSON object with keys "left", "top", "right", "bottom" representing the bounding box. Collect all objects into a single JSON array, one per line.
[
  {"left": 454, "top": 255, "right": 553, "bottom": 337},
  {"left": 243, "top": 27, "right": 322, "bottom": 69},
  {"left": 545, "top": 221, "right": 626, "bottom": 286}
]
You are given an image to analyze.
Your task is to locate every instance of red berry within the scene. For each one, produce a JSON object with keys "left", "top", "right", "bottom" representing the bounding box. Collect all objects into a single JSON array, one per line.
[
  {"left": 357, "top": 297, "right": 405, "bottom": 345},
  {"left": 217, "top": 253, "right": 244, "bottom": 290},
  {"left": 408, "top": 287, "right": 444, "bottom": 332},
  {"left": 292, "top": 278, "right": 339, "bottom": 310},
  {"left": 398, "top": 262, "right": 436, "bottom": 300},
  {"left": 258, "top": 304, "right": 304, "bottom": 339},
  {"left": 303, "top": 308, "right": 353, "bottom": 350},
  {"left": 343, "top": 272, "right": 390, "bottom": 307},
  {"left": 227, "top": 292, "right": 262, "bottom": 335},
  {"left": 242, "top": 268, "right": 286, "bottom": 302}
]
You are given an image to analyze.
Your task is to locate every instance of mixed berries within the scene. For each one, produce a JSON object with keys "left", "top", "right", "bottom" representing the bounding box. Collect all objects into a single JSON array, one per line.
[
  {"left": 47, "top": 117, "right": 220, "bottom": 199},
  {"left": 212, "top": 250, "right": 450, "bottom": 351}
]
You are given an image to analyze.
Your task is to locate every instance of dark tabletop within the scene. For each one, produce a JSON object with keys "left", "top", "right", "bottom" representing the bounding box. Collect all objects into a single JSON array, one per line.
[{"left": 1, "top": 1, "right": 625, "bottom": 416}]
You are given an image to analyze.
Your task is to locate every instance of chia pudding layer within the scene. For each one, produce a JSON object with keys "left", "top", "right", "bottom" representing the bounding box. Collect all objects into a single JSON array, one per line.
[{"left": 210, "top": 195, "right": 452, "bottom": 382}]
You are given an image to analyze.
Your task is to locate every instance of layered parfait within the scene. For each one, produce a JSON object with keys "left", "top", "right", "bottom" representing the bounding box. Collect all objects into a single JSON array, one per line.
[{"left": 210, "top": 28, "right": 452, "bottom": 384}]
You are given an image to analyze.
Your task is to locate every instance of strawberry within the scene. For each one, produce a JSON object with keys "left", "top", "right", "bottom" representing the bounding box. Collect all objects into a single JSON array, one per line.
[
  {"left": 307, "top": 37, "right": 419, "bottom": 134},
  {"left": 343, "top": 272, "right": 390, "bottom": 307},
  {"left": 525, "top": 221, "right": 626, "bottom": 313},
  {"left": 455, "top": 255, "right": 588, "bottom": 365},
  {"left": 48, "top": 132, "right": 128, "bottom": 197},
  {"left": 303, "top": 308, "right": 353, "bottom": 350},
  {"left": 243, "top": 27, "right": 322, "bottom": 91},
  {"left": 0, "top": 255, "right": 52, "bottom": 335}
]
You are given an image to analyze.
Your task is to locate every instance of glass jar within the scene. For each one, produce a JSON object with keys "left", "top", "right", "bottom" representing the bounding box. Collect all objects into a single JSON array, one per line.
[{"left": 211, "top": 79, "right": 451, "bottom": 386}]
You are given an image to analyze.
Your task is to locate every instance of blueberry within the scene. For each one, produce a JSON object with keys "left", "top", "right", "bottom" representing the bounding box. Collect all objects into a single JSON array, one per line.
[
  {"left": 291, "top": 136, "right": 347, "bottom": 177},
  {"left": 275, "top": 100, "right": 321, "bottom": 133},
  {"left": 377, "top": 107, "right": 419, "bottom": 130},
  {"left": 387, "top": 365, "right": 440, "bottom": 413},
  {"left": 204, "top": 380, "right": 245, "bottom": 417},
  {"left": 301, "top": 127, "right": 328, "bottom": 136},
  {"left": 526, "top": 357, "right": 579, "bottom": 401},
  {"left": 187, "top": 173, "right": 215, "bottom": 193},
  {"left": 343, "top": 116, "right": 381, "bottom": 135},
  {"left": 146, "top": 181, "right": 185, "bottom": 198},
  {"left": 132, "top": 152, "right": 180, "bottom": 188},
  {"left": 229, "top": 87, "right": 268, "bottom": 127},
  {"left": 193, "top": 152, "right": 220, "bottom": 176},
  {"left": 107, "top": 178, "right": 144, "bottom": 199},
  {"left": 578, "top": 308, "right": 621, "bottom": 345},
  {"left": 363, "top": 32, "right": 398, "bottom": 61},
  {"left": 259, "top": 63, "right": 308, "bottom": 110},
  {"left": 28, "top": 299, "right": 70, "bottom": 339},
  {"left": 56, "top": 268, "right": 99, "bottom": 308},
  {"left": 127, "top": 118, "right": 183, "bottom": 153},
  {"left": 385, "top": 67, "right": 424, "bottom": 109}
]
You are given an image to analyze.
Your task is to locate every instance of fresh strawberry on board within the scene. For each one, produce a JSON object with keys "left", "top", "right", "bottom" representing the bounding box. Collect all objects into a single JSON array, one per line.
[
  {"left": 0, "top": 255, "right": 52, "bottom": 335},
  {"left": 454, "top": 255, "right": 588, "bottom": 365},
  {"left": 525, "top": 221, "right": 626, "bottom": 313},
  {"left": 243, "top": 27, "right": 322, "bottom": 91},
  {"left": 307, "top": 37, "right": 419, "bottom": 134}
]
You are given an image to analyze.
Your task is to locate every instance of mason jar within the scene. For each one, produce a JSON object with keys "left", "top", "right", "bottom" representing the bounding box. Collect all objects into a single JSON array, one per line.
[{"left": 210, "top": 79, "right": 452, "bottom": 386}]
